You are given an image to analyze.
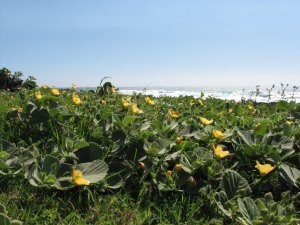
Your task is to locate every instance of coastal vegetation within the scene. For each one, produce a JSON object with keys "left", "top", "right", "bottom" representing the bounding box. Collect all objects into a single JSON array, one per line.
[{"left": 0, "top": 70, "right": 299, "bottom": 224}]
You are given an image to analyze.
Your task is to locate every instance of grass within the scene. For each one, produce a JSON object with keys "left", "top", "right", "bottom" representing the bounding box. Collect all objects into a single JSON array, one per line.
[{"left": 1, "top": 175, "right": 211, "bottom": 224}]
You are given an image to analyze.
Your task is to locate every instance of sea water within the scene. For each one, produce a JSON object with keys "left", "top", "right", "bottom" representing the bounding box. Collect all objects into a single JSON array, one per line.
[{"left": 117, "top": 86, "right": 300, "bottom": 103}]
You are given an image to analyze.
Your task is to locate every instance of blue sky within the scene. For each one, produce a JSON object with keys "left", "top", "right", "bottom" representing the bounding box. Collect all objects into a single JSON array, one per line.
[{"left": 0, "top": 0, "right": 299, "bottom": 87}]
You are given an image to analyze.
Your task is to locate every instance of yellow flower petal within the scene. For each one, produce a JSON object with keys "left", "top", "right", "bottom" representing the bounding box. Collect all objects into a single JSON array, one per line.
[
  {"left": 255, "top": 161, "right": 275, "bottom": 176},
  {"left": 72, "top": 93, "right": 81, "bottom": 105},
  {"left": 12, "top": 107, "right": 23, "bottom": 112},
  {"left": 212, "top": 129, "right": 225, "bottom": 139},
  {"left": 198, "top": 99, "right": 205, "bottom": 107},
  {"left": 174, "top": 164, "right": 183, "bottom": 171},
  {"left": 72, "top": 83, "right": 77, "bottom": 89},
  {"left": 248, "top": 104, "right": 254, "bottom": 110},
  {"left": 254, "top": 123, "right": 260, "bottom": 129},
  {"left": 35, "top": 91, "right": 42, "bottom": 100},
  {"left": 111, "top": 86, "right": 117, "bottom": 93},
  {"left": 145, "top": 97, "right": 155, "bottom": 105},
  {"left": 51, "top": 86, "right": 60, "bottom": 96},
  {"left": 175, "top": 137, "right": 183, "bottom": 143},
  {"left": 286, "top": 121, "right": 294, "bottom": 125},
  {"left": 200, "top": 117, "right": 213, "bottom": 125},
  {"left": 213, "top": 145, "right": 230, "bottom": 159},
  {"left": 122, "top": 98, "right": 131, "bottom": 108},
  {"left": 168, "top": 109, "right": 180, "bottom": 118},
  {"left": 132, "top": 103, "right": 143, "bottom": 114},
  {"left": 166, "top": 170, "right": 173, "bottom": 177},
  {"left": 72, "top": 169, "right": 91, "bottom": 186}
]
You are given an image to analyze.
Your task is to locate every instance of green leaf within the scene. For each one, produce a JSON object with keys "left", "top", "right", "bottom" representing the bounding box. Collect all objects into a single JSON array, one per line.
[
  {"left": 0, "top": 203, "right": 6, "bottom": 214},
  {"left": 265, "top": 134, "right": 293, "bottom": 150},
  {"left": 282, "top": 124, "right": 292, "bottom": 137},
  {"left": 276, "top": 100, "right": 290, "bottom": 111},
  {"left": 40, "top": 95, "right": 61, "bottom": 107},
  {"left": 122, "top": 116, "right": 136, "bottom": 127},
  {"left": 30, "top": 107, "right": 50, "bottom": 124},
  {"left": 105, "top": 174, "right": 123, "bottom": 189},
  {"left": 253, "top": 120, "right": 270, "bottom": 136},
  {"left": 141, "top": 122, "right": 151, "bottom": 131},
  {"left": 221, "top": 170, "right": 251, "bottom": 199},
  {"left": 41, "top": 155, "right": 60, "bottom": 175},
  {"left": 11, "top": 220, "right": 23, "bottom": 225},
  {"left": 279, "top": 163, "right": 300, "bottom": 188},
  {"left": 91, "top": 132, "right": 103, "bottom": 144},
  {"left": 26, "top": 155, "right": 73, "bottom": 190},
  {"left": 72, "top": 140, "right": 89, "bottom": 151},
  {"left": 77, "top": 160, "right": 108, "bottom": 183},
  {"left": 74, "top": 142, "right": 104, "bottom": 163},
  {"left": 237, "top": 130, "right": 254, "bottom": 146},
  {"left": 0, "top": 213, "right": 10, "bottom": 225},
  {"left": 112, "top": 114, "right": 123, "bottom": 129},
  {"left": 0, "top": 140, "right": 18, "bottom": 157},
  {"left": 0, "top": 151, "right": 9, "bottom": 158},
  {"left": 215, "top": 200, "right": 232, "bottom": 218},
  {"left": 157, "top": 138, "right": 172, "bottom": 155},
  {"left": 238, "top": 197, "right": 259, "bottom": 224}
]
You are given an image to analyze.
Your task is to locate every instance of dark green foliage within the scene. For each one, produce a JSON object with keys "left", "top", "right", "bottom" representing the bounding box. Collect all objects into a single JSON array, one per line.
[
  {"left": 0, "top": 68, "right": 37, "bottom": 91},
  {"left": 22, "top": 76, "right": 37, "bottom": 90},
  {"left": 0, "top": 68, "right": 23, "bottom": 91}
]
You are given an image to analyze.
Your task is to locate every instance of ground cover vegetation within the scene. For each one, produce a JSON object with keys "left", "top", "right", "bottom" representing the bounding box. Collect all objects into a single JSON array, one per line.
[{"left": 0, "top": 72, "right": 299, "bottom": 224}]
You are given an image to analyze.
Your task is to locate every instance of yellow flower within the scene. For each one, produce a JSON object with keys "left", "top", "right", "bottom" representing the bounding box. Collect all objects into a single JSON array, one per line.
[
  {"left": 286, "top": 121, "right": 294, "bottom": 125},
  {"left": 228, "top": 108, "right": 233, "bottom": 113},
  {"left": 72, "top": 169, "right": 91, "bottom": 186},
  {"left": 248, "top": 104, "right": 254, "bottom": 110},
  {"left": 41, "top": 84, "right": 48, "bottom": 89},
  {"left": 122, "top": 98, "right": 131, "bottom": 108},
  {"left": 111, "top": 86, "right": 117, "bottom": 93},
  {"left": 198, "top": 99, "right": 205, "bottom": 107},
  {"left": 168, "top": 109, "right": 180, "bottom": 118},
  {"left": 174, "top": 164, "right": 182, "bottom": 171},
  {"left": 145, "top": 97, "right": 155, "bottom": 105},
  {"left": 51, "top": 86, "right": 60, "bottom": 96},
  {"left": 175, "top": 137, "right": 183, "bottom": 143},
  {"left": 190, "top": 100, "right": 194, "bottom": 106},
  {"left": 166, "top": 170, "right": 173, "bottom": 177},
  {"left": 12, "top": 107, "right": 23, "bottom": 113},
  {"left": 72, "top": 93, "right": 81, "bottom": 105},
  {"left": 132, "top": 103, "right": 143, "bottom": 114},
  {"left": 35, "top": 91, "right": 42, "bottom": 100},
  {"left": 213, "top": 145, "right": 230, "bottom": 159},
  {"left": 255, "top": 161, "right": 275, "bottom": 176},
  {"left": 200, "top": 117, "right": 213, "bottom": 125},
  {"left": 72, "top": 83, "right": 77, "bottom": 89},
  {"left": 100, "top": 100, "right": 106, "bottom": 105},
  {"left": 212, "top": 129, "right": 225, "bottom": 139}
]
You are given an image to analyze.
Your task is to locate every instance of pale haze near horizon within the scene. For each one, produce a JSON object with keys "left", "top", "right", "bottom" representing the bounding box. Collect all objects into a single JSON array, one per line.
[{"left": 0, "top": 1, "right": 299, "bottom": 87}]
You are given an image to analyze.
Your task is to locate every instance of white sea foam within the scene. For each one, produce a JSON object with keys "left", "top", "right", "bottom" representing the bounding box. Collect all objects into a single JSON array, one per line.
[{"left": 118, "top": 86, "right": 300, "bottom": 103}]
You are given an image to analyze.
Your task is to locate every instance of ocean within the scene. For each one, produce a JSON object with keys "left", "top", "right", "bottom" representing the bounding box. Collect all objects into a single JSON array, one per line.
[
  {"left": 117, "top": 86, "right": 300, "bottom": 103},
  {"left": 80, "top": 86, "right": 300, "bottom": 103}
]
